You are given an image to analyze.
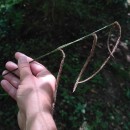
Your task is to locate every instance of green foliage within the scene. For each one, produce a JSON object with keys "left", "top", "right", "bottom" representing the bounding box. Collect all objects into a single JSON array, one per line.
[
  {"left": 0, "top": 0, "right": 23, "bottom": 39},
  {"left": 125, "top": 87, "right": 130, "bottom": 99}
]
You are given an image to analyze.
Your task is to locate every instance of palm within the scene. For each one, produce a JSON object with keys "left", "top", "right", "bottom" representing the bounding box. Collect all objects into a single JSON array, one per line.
[{"left": 1, "top": 52, "right": 56, "bottom": 100}]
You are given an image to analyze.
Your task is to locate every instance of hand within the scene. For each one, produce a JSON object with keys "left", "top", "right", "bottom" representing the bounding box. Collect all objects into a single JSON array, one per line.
[{"left": 1, "top": 52, "right": 57, "bottom": 130}]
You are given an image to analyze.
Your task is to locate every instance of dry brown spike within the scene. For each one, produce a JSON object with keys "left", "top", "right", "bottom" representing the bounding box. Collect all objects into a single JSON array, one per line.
[
  {"left": 73, "top": 33, "right": 98, "bottom": 92},
  {"left": 73, "top": 21, "right": 121, "bottom": 92},
  {"left": 0, "top": 21, "right": 121, "bottom": 98},
  {"left": 52, "top": 49, "right": 66, "bottom": 113}
]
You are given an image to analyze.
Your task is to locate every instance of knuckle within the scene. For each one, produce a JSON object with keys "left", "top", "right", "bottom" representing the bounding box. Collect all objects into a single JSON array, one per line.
[{"left": 50, "top": 75, "right": 56, "bottom": 82}]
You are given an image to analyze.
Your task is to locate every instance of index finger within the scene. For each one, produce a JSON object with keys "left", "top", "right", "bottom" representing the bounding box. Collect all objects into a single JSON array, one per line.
[
  {"left": 15, "top": 52, "right": 50, "bottom": 76},
  {"left": 18, "top": 56, "right": 32, "bottom": 80}
]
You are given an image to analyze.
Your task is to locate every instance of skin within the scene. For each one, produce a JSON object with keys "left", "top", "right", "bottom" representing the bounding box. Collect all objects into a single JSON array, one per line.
[{"left": 1, "top": 52, "right": 57, "bottom": 130}]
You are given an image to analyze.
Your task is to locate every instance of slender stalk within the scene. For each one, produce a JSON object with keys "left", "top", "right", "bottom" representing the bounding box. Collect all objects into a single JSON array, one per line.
[{"left": 1, "top": 21, "right": 117, "bottom": 78}]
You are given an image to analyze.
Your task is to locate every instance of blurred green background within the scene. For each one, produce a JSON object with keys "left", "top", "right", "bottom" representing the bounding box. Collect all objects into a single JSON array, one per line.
[{"left": 0, "top": 0, "right": 130, "bottom": 129}]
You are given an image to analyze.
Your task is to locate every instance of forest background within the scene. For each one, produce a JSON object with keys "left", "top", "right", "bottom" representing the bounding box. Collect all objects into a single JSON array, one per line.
[{"left": 0, "top": 0, "right": 130, "bottom": 129}]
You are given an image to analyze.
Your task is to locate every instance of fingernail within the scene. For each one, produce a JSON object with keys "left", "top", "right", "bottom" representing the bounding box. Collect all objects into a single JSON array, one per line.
[
  {"left": 18, "top": 56, "right": 28, "bottom": 64},
  {"left": 1, "top": 80, "right": 6, "bottom": 86},
  {"left": 2, "top": 70, "right": 8, "bottom": 76}
]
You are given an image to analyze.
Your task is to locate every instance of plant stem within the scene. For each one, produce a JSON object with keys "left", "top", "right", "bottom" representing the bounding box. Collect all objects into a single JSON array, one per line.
[{"left": 1, "top": 22, "right": 116, "bottom": 78}]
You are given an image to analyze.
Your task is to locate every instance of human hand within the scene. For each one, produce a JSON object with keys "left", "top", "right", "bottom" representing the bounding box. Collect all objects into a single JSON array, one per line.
[{"left": 1, "top": 52, "right": 57, "bottom": 130}]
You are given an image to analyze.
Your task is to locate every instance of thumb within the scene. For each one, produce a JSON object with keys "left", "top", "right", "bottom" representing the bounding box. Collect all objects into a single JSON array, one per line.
[{"left": 18, "top": 56, "right": 32, "bottom": 80}]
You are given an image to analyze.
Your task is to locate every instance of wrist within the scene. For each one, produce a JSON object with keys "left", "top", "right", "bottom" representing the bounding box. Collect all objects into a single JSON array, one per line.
[
  {"left": 18, "top": 102, "right": 54, "bottom": 130},
  {"left": 26, "top": 111, "right": 57, "bottom": 130}
]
